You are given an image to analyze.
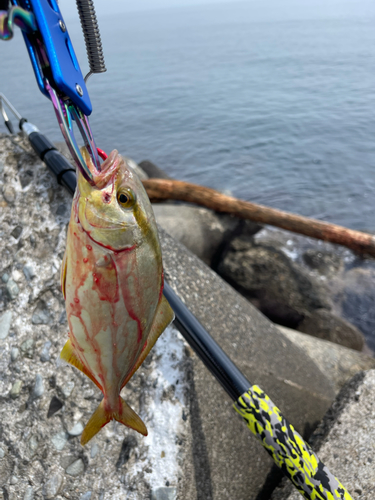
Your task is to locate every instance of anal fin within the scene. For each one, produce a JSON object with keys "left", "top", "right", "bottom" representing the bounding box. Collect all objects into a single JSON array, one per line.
[
  {"left": 60, "top": 338, "right": 102, "bottom": 391},
  {"left": 81, "top": 396, "right": 147, "bottom": 446},
  {"left": 121, "top": 294, "right": 174, "bottom": 389}
]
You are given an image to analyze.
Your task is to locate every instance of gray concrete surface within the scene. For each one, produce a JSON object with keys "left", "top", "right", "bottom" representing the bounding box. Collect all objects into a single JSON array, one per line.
[
  {"left": 272, "top": 370, "right": 375, "bottom": 499},
  {"left": 277, "top": 325, "right": 375, "bottom": 394}
]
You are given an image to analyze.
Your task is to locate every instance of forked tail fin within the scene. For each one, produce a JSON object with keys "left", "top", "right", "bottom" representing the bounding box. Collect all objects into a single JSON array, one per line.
[{"left": 81, "top": 397, "right": 148, "bottom": 446}]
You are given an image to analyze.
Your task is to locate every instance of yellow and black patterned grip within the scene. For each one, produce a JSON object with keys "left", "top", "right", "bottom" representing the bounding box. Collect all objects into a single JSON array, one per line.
[{"left": 234, "top": 386, "right": 352, "bottom": 500}]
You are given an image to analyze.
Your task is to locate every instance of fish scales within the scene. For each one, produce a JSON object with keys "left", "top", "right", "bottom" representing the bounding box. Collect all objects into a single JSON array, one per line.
[{"left": 60, "top": 148, "right": 174, "bottom": 445}]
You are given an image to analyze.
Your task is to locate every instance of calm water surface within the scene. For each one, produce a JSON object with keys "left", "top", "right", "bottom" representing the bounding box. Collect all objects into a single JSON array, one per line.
[{"left": 1, "top": 1, "right": 375, "bottom": 230}]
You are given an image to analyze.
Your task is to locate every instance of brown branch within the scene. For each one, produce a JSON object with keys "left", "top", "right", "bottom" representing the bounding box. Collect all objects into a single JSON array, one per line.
[{"left": 143, "top": 178, "right": 375, "bottom": 257}]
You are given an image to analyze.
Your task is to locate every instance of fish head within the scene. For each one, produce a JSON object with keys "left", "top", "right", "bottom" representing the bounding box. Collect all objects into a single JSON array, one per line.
[{"left": 76, "top": 148, "right": 156, "bottom": 251}]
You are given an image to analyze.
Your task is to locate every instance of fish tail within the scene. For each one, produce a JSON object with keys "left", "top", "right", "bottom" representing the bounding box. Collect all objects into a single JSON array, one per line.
[{"left": 80, "top": 397, "right": 147, "bottom": 446}]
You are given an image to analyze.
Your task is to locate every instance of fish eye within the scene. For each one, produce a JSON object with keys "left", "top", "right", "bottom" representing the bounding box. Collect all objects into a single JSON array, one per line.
[{"left": 117, "top": 188, "right": 136, "bottom": 208}]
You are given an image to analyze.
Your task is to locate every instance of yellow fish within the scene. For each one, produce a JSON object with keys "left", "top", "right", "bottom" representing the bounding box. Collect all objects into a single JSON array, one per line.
[{"left": 60, "top": 148, "right": 174, "bottom": 445}]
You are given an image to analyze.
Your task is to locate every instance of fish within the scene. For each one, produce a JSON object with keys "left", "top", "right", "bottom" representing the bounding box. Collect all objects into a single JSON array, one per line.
[{"left": 60, "top": 148, "right": 174, "bottom": 446}]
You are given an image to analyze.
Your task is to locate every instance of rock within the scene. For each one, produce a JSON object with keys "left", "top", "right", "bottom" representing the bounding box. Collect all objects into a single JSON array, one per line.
[
  {"left": 0, "top": 447, "right": 5, "bottom": 458},
  {"left": 40, "top": 340, "right": 52, "bottom": 362},
  {"left": 10, "top": 379, "right": 22, "bottom": 398},
  {"left": 90, "top": 443, "right": 99, "bottom": 458},
  {"left": 153, "top": 203, "right": 260, "bottom": 266},
  {"left": 28, "top": 435, "right": 39, "bottom": 455},
  {"left": 33, "top": 374, "right": 44, "bottom": 398},
  {"left": 302, "top": 249, "right": 342, "bottom": 276},
  {"left": 59, "top": 380, "right": 75, "bottom": 398},
  {"left": 23, "top": 486, "right": 34, "bottom": 500},
  {"left": 298, "top": 308, "right": 364, "bottom": 351},
  {"left": 66, "top": 458, "right": 85, "bottom": 476},
  {"left": 151, "top": 487, "right": 177, "bottom": 500},
  {"left": 0, "top": 310, "right": 12, "bottom": 340},
  {"left": 47, "top": 396, "right": 64, "bottom": 417},
  {"left": 10, "top": 347, "right": 19, "bottom": 361},
  {"left": 6, "top": 279, "right": 19, "bottom": 300},
  {"left": 338, "top": 267, "right": 375, "bottom": 351},
  {"left": 20, "top": 338, "right": 34, "bottom": 358},
  {"left": 10, "top": 225, "right": 23, "bottom": 240},
  {"left": 68, "top": 422, "right": 84, "bottom": 437},
  {"left": 116, "top": 436, "right": 137, "bottom": 468},
  {"left": 31, "top": 300, "right": 52, "bottom": 325},
  {"left": 80, "top": 493, "right": 92, "bottom": 500},
  {"left": 159, "top": 227, "right": 336, "bottom": 499},
  {"left": 218, "top": 238, "right": 331, "bottom": 328},
  {"left": 138, "top": 159, "right": 171, "bottom": 179},
  {"left": 273, "top": 371, "right": 375, "bottom": 499},
  {"left": 277, "top": 325, "right": 375, "bottom": 394},
  {"left": 51, "top": 431, "right": 68, "bottom": 451},
  {"left": 124, "top": 156, "right": 149, "bottom": 181},
  {"left": 43, "top": 472, "right": 63, "bottom": 498},
  {"left": 3, "top": 185, "right": 16, "bottom": 203},
  {"left": 59, "top": 310, "right": 67, "bottom": 324},
  {"left": 23, "top": 263, "right": 36, "bottom": 280},
  {"left": 1, "top": 273, "right": 9, "bottom": 283},
  {"left": 10, "top": 475, "right": 18, "bottom": 484}
]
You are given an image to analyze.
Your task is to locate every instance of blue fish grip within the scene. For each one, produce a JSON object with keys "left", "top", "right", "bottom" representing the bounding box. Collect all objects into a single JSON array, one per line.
[{"left": 11, "top": 0, "right": 92, "bottom": 115}]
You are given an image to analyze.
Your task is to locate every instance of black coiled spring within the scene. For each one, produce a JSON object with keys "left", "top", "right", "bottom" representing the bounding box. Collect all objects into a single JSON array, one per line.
[{"left": 75, "top": 0, "right": 106, "bottom": 80}]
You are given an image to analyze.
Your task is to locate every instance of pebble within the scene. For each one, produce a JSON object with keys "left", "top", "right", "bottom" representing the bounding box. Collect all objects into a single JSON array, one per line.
[
  {"left": 80, "top": 493, "right": 92, "bottom": 500},
  {"left": 3, "top": 185, "right": 16, "bottom": 203},
  {"left": 23, "top": 263, "right": 36, "bottom": 281},
  {"left": 23, "top": 486, "right": 34, "bottom": 500},
  {"left": 12, "top": 270, "right": 22, "bottom": 282},
  {"left": 0, "top": 310, "right": 12, "bottom": 340},
  {"left": 151, "top": 487, "right": 177, "bottom": 500},
  {"left": 1, "top": 273, "right": 9, "bottom": 283},
  {"left": 66, "top": 458, "right": 85, "bottom": 476},
  {"left": 29, "top": 234, "right": 36, "bottom": 247},
  {"left": 90, "top": 443, "right": 99, "bottom": 458},
  {"left": 40, "top": 340, "right": 52, "bottom": 362},
  {"left": 10, "top": 379, "right": 22, "bottom": 398},
  {"left": 10, "top": 475, "right": 18, "bottom": 484},
  {"left": 31, "top": 302, "right": 52, "bottom": 325},
  {"left": 21, "top": 339, "right": 34, "bottom": 358},
  {"left": 59, "top": 310, "right": 67, "bottom": 324},
  {"left": 0, "top": 447, "right": 5, "bottom": 458},
  {"left": 33, "top": 374, "right": 44, "bottom": 398},
  {"left": 61, "top": 380, "right": 75, "bottom": 398},
  {"left": 11, "top": 226, "right": 23, "bottom": 240},
  {"left": 6, "top": 279, "right": 19, "bottom": 300},
  {"left": 68, "top": 421, "right": 84, "bottom": 437},
  {"left": 10, "top": 347, "right": 19, "bottom": 361},
  {"left": 51, "top": 431, "right": 68, "bottom": 451},
  {"left": 28, "top": 435, "right": 38, "bottom": 455},
  {"left": 44, "top": 473, "right": 63, "bottom": 499}
]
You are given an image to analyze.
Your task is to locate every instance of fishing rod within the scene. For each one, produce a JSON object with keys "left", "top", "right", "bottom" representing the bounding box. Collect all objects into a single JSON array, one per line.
[
  {"left": 0, "top": 95, "right": 352, "bottom": 499},
  {"left": 0, "top": 0, "right": 353, "bottom": 496}
]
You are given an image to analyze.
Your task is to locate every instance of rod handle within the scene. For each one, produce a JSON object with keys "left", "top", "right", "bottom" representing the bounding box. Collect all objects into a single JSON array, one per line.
[{"left": 234, "top": 386, "right": 353, "bottom": 500}]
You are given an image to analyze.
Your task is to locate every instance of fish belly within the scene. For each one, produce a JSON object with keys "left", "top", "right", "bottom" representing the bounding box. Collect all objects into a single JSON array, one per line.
[{"left": 65, "top": 222, "right": 161, "bottom": 408}]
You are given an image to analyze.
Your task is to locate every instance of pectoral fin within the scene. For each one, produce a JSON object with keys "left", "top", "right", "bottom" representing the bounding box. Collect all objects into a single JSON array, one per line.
[
  {"left": 121, "top": 294, "right": 174, "bottom": 389},
  {"left": 60, "top": 338, "right": 102, "bottom": 391},
  {"left": 60, "top": 249, "right": 67, "bottom": 300}
]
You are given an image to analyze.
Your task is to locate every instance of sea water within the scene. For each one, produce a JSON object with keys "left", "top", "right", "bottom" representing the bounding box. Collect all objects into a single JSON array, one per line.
[{"left": 1, "top": 0, "right": 375, "bottom": 230}]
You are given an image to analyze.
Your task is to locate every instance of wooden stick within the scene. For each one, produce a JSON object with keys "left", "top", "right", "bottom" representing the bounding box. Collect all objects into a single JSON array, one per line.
[{"left": 143, "top": 178, "right": 375, "bottom": 257}]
